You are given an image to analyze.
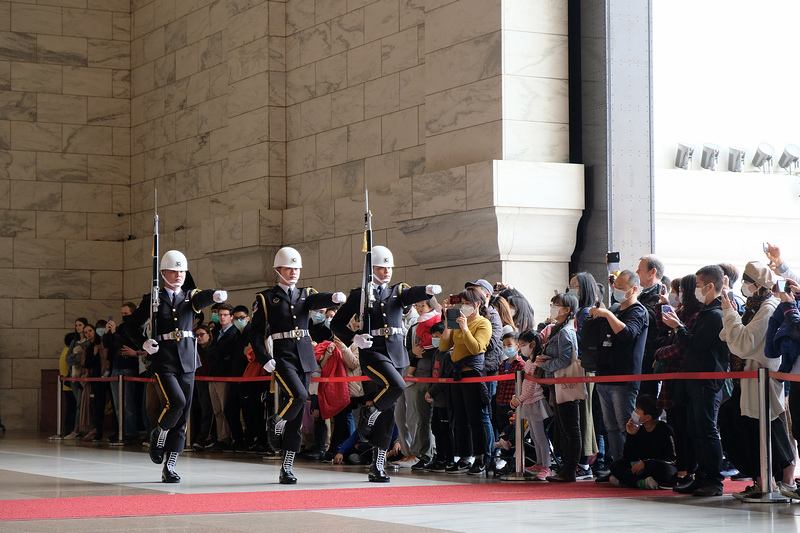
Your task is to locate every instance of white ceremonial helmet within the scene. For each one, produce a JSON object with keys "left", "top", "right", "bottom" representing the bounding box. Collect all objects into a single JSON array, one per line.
[
  {"left": 160, "top": 250, "right": 188, "bottom": 271},
  {"left": 274, "top": 246, "right": 303, "bottom": 268},
  {"left": 372, "top": 246, "right": 394, "bottom": 268}
]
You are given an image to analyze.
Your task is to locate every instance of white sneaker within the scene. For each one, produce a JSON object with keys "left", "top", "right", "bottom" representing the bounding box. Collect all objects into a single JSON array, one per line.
[
  {"left": 397, "top": 455, "right": 417, "bottom": 468},
  {"left": 778, "top": 482, "right": 799, "bottom": 500}
]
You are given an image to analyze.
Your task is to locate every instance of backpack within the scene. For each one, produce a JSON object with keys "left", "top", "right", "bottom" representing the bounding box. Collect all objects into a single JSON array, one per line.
[{"left": 578, "top": 314, "right": 613, "bottom": 372}]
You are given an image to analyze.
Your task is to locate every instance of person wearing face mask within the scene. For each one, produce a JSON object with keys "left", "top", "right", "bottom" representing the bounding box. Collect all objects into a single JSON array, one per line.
[
  {"left": 607, "top": 394, "right": 677, "bottom": 489},
  {"left": 248, "top": 247, "right": 346, "bottom": 483},
  {"left": 124, "top": 250, "right": 227, "bottom": 483},
  {"left": 719, "top": 262, "right": 794, "bottom": 500},
  {"left": 661, "top": 265, "right": 729, "bottom": 497},
  {"left": 438, "top": 287, "right": 493, "bottom": 475},
  {"left": 494, "top": 332, "right": 524, "bottom": 438},
  {"left": 330, "top": 245, "right": 441, "bottom": 482},
  {"left": 105, "top": 302, "right": 146, "bottom": 445},
  {"left": 226, "top": 305, "right": 263, "bottom": 453},
  {"left": 589, "top": 270, "right": 649, "bottom": 475},
  {"left": 425, "top": 321, "right": 456, "bottom": 472},
  {"left": 208, "top": 304, "right": 222, "bottom": 339}
]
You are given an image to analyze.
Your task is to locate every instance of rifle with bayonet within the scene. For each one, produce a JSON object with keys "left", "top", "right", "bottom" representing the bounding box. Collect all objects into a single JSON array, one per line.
[
  {"left": 150, "top": 190, "right": 160, "bottom": 342},
  {"left": 358, "top": 185, "right": 374, "bottom": 335}
]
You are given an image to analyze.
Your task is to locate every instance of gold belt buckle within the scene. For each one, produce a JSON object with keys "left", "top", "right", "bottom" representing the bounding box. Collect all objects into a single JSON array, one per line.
[
  {"left": 292, "top": 330, "right": 303, "bottom": 339},
  {"left": 174, "top": 329, "right": 182, "bottom": 340},
  {"left": 381, "top": 327, "right": 391, "bottom": 336}
]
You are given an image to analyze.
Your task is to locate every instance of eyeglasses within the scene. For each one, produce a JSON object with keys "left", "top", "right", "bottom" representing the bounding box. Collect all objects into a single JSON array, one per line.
[{"left": 196, "top": 332, "right": 209, "bottom": 338}]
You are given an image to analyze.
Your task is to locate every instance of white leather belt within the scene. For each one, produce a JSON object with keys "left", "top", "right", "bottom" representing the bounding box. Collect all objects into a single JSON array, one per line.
[
  {"left": 158, "top": 330, "right": 194, "bottom": 341},
  {"left": 270, "top": 329, "right": 309, "bottom": 341},
  {"left": 370, "top": 327, "right": 403, "bottom": 337}
]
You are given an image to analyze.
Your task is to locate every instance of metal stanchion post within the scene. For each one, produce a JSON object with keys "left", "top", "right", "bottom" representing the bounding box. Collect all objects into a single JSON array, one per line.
[
  {"left": 502, "top": 371, "right": 528, "bottom": 481},
  {"left": 117, "top": 375, "right": 124, "bottom": 443},
  {"left": 49, "top": 377, "right": 63, "bottom": 440},
  {"left": 743, "top": 367, "right": 789, "bottom": 503}
]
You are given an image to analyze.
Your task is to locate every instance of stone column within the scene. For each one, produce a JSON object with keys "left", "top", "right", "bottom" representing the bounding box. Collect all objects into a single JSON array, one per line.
[{"left": 396, "top": 0, "right": 584, "bottom": 315}]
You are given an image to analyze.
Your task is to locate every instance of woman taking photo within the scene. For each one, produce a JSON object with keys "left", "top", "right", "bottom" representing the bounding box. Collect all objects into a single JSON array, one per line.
[
  {"left": 439, "top": 286, "right": 493, "bottom": 475},
  {"left": 64, "top": 317, "right": 90, "bottom": 439},
  {"left": 538, "top": 293, "right": 582, "bottom": 482}
]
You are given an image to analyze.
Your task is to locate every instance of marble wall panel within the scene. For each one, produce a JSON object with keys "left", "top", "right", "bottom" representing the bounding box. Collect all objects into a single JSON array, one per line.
[
  {"left": 199, "top": 32, "right": 224, "bottom": 71},
  {"left": 503, "top": 31, "right": 568, "bottom": 80},
  {"left": 331, "top": 85, "right": 364, "bottom": 128},
  {"left": 164, "top": 78, "right": 188, "bottom": 115},
  {"left": 502, "top": 0, "right": 567, "bottom": 34},
  {"left": 112, "top": 125, "right": 130, "bottom": 156},
  {"left": 319, "top": 234, "right": 351, "bottom": 276},
  {"left": 14, "top": 238, "right": 64, "bottom": 268},
  {"left": 63, "top": 8, "right": 113, "bottom": 40},
  {"left": 299, "top": 21, "right": 331, "bottom": 65},
  {"left": 13, "top": 359, "right": 57, "bottom": 389},
  {"left": 39, "top": 269, "right": 90, "bottom": 299},
  {"left": 0, "top": 329, "right": 39, "bottom": 358},
  {"left": 87, "top": 97, "right": 130, "bottom": 127},
  {"left": 37, "top": 35, "right": 87, "bottom": 66},
  {"left": 0, "top": 3, "right": 7, "bottom": 31},
  {"left": 0, "top": 150, "right": 36, "bottom": 181},
  {"left": 426, "top": 0, "right": 499, "bottom": 53},
  {"left": 412, "top": 166, "right": 466, "bottom": 218},
  {"left": 364, "top": 0, "right": 398, "bottom": 43},
  {"left": 286, "top": 62, "right": 315, "bottom": 105},
  {"left": 502, "top": 120, "right": 569, "bottom": 163},
  {"left": 227, "top": 106, "right": 269, "bottom": 151},
  {"left": 228, "top": 36, "right": 269, "bottom": 83},
  {"left": 65, "top": 240, "right": 122, "bottom": 270},
  {"left": 346, "top": 117, "right": 381, "bottom": 162},
  {"left": 214, "top": 212, "right": 243, "bottom": 251},
  {"left": 465, "top": 160, "right": 494, "bottom": 210},
  {"left": 11, "top": 62, "right": 62, "bottom": 93},
  {"left": 37, "top": 94, "right": 87, "bottom": 124},
  {"left": 113, "top": 12, "right": 132, "bottom": 41},
  {"left": 10, "top": 180, "right": 61, "bottom": 210},
  {"left": 316, "top": 126, "right": 347, "bottom": 169},
  {"left": 10, "top": 4, "right": 62, "bottom": 35},
  {"left": 12, "top": 122, "right": 62, "bottom": 151},
  {"left": 88, "top": 155, "right": 129, "bottom": 185},
  {"left": 347, "top": 40, "right": 381, "bottom": 85},
  {"left": 381, "top": 107, "right": 418, "bottom": 152},
  {"left": 315, "top": 51, "right": 346, "bottom": 96},
  {"left": 0, "top": 299, "right": 8, "bottom": 328},
  {"left": 228, "top": 72, "right": 270, "bottom": 118},
  {"left": 287, "top": 0, "right": 315, "bottom": 34},
  {"left": 286, "top": 135, "right": 315, "bottom": 176},
  {"left": 227, "top": 2, "right": 269, "bottom": 50},
  {"left": 63, "top": 299, "right": 119, "bottom": 327},
  {"left": 381, "top": 25, "right": 418, "bottom": 75},
  {"left": 0, "top": 91, "right": 35, "bottom": 121},
  {"left": 331, "top": 160, "right": 363, "bottom": 200},
  {"left": 282, "top": 206, "right": 304, "bottom": 243},
  {"left": 333, "top": 194, "right": 362, "bottom": 237},
  {"left": 425, "top": 31, "right": 501, "bottom": 96},
  {"left": 241, "top": 209, "right": 259, "bottom": 247},
  {"left": 427, "top": 77, "right": 502, "bottom": 136},
  {"left": 503, "top": 75, "right": 569, "bottom": 124},
  {"left": 398, "top": 145, "right": 425, "bottom": 179},
  {"left": 36, "top": 212, "right": 87, "bottom": 240},
  {"left": 331, "top": 9, "right": 363, "bottom": 54},
  {"left": 364, "top": 73, "right": 399, "bottom": 119},
  {"left": 0, "top": 268, "right": 38, "bottom": 298},
  {"left": 38, "top": 153, "right": 88, "bottom": 183},
  {"left": 63, "top": 125, "right": 114, "bottom": 155},
  {"left": 303, "top": 198, "right": 335, "bottom": 241},
  {"left": 175, "top": 43, "right": 199, "bottom": 80},
  {"left": 154, "top": 53, "right": 176, "bottom": 88},
  {"left": 287, "top": 168, "right": 331, "bottom": 207},
  {"left": 292, "top": 240, "right": 319, "bottom": 278},
  {"left": 174, "top": 106, "right": 196, "bottom": 141},
  {"left": 259, "top": 208, "right": 283, "bottom": 246},
  {"left": 165, "top": 17, "right": 186, "bottom": 55},
  {"left": 62, "top": 182, "right": 113, "bottom": 213},
  {"left": 111, "top": 184, "right": 129, "bottom": 213},
  {"left": 63, "top": 66, "right": 112, "bottom": 96},
  {"left": 224, "top": 178, "right": 270, "bottom": 213},
  {"left": 364, "top": 152, "right": 399, "bottom": 190},
  {"left": 391, "top": 175, "right": 413, "bottom": 219},
  {"left": 226, "top": 142, "right": 270, "bottom": 185},
  {"left": 87, "top": 212, "right": 128, "bottom": 241},
  {"left": 0, "top": 238, "right": 9, "bottom": 267},
  {"left": 426, "top": 120, "right": 502, "bottom": 173},
  {"left": 0, "top": 31, "right": 36, "bottom": 62},
  {"left": 399, "top": 0, "right": 424, "bottom": 30}
]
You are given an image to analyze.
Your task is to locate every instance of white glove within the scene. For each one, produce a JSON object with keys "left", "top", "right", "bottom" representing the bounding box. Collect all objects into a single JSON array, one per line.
[
  {"left": 332, "top": 291, "right": 346, "bottom": 304},
  {"left": 353, "top": 333, "right": 373, "bottom": 349},
  {"left": 426, "top": 284, "right": 442, "bottom": 295},
  {"left": 263, "top": 359, "right": 276, "bottom": 373},
  {"left": 143, "top": 339, "right": 159, "bottom": 355},
  {"left": 213, "top": 290, "right": 228, "bottom": 303}
]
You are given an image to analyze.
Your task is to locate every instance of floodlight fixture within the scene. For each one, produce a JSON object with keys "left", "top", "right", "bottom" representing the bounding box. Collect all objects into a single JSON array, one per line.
[
  {"left": 700, "top": 143, "right": 720, "bottom": 171},
  {"left": 778, "top": 144, "right": 800, "bottom": 173},
  {"left": 727, "top": 147, "right": 746, "bottom": 172},
  {"left": 675, "top": 143, "right": 694, "bottom": 169},
  {"left": 751, "top": 143, "right": 774, "bottom": 173}
]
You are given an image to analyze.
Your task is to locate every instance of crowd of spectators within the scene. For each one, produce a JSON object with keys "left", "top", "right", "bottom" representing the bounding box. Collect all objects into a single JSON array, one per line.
[{"left": 58, "top": 244, "right": 800, "bottom": 500}]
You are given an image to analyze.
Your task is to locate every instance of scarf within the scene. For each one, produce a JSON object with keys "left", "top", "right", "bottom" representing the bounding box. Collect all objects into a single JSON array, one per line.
[{"left": 315, "top": 341, "right": 350, "bottom": 419}]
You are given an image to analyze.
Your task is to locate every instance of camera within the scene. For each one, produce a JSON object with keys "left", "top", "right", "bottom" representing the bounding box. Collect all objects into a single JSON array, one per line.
[
  {"left": 777, "top": 280, "right": 790, "bottom": 293},
  {"left": 448, "top": 294, "right": 462, "bottom": 305}
]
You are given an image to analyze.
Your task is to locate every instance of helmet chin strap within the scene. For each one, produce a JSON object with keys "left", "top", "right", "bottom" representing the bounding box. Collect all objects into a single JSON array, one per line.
[
  {"left": 373, "top": 274, "right": 391, "bottom": 285},
  {"left": 276, "top": 269, "right": 297, "bottom": 287}
]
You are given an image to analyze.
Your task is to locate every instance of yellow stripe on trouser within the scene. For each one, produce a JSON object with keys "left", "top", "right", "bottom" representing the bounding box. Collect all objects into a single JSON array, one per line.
[
  {"left": 367, "top": 365, "right": 390, "bottom": 404},
  {"left": 154, "top": 373, "right": 171, "bottom": 425},
  {"left": 273, "top": 371, "right": 294, "bottom": 419}
]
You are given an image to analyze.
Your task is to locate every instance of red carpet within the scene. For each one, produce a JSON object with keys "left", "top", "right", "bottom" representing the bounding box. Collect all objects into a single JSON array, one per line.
[{"left": 0, "top": 480, "right": 750, "bottom": 521}]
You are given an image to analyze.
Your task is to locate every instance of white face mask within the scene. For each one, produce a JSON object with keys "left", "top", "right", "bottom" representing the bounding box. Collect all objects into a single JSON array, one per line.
[
  {"left": 668, "top": 293, "right": 679, "bottom": 307},
  {"left": 613, "top": 287, "right": 630, "bottom": 303},
  {"left": 520, "top": 345, "right": 532, "bottom": 357},
  {"left": 695, "top": 286, "right": 706, "bottom": 302},
  {"left": 741, "top": 283, "right": 755, "bottom": 298},
  {"left": 549, "top": 305, "right": 563, "bottom": 320},
  {"left": 460, "top": 305, "right": 475, "bottom": 317}
]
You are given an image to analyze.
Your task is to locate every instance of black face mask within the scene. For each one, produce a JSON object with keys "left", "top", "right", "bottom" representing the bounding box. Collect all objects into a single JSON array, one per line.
[{"left": 121, "top": 315, "right": 131, "bottom": 323}]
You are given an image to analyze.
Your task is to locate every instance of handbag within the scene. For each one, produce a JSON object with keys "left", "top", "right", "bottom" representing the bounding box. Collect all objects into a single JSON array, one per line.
[{"left": 554, "top": 338, "right": 587, "bottom": 403}]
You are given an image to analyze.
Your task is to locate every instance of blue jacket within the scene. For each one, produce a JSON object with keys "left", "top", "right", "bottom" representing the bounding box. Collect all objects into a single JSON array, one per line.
[{"left": 765, "top": 299, "right": 800, "bottom": 374}]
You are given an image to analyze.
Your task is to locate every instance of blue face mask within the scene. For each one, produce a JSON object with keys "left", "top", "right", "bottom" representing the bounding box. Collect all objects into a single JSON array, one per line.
[
  {"left": 567, "top": 288, "right": 579, "bottom": 298},
  {"left": 323, "top": 317, "right": 332, "bottom": 328},
  {"left": 211, "top": 313, "right": 220, "bottom": 324},
  {"left": 431, "top": 337, "right": 440, "bottom": 348},
  {"left": 502, "top": 346, "right": 517, "bottom": 359},
  {"left": 96, "top": 329, "right": 104, "bottom": 337},
  {"left": 310, "top": 311, "right": 325, "bottom": 324},
  {"left": 234, "top": 318, "right": 247, "bottom": 331}
]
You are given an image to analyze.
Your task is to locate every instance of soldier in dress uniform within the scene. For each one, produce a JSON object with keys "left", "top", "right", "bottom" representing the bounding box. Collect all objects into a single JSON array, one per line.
[
  {"left": 249, "top": 247, "right": 345, "bottom": 484},
  {"left": 125, "top": 250, "right": 228, "bottom": 483},
  {"left": 330, "top": 245, "right": 441, "bottom": 482}
]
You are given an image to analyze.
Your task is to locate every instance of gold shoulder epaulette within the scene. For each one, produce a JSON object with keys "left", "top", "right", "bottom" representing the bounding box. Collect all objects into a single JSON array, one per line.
[
  {"left": 307, "top": 287, "right": 318, "bottom": 295},
  {"left": 398, "top": 282, "right": 411, "bottom": 293}
]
